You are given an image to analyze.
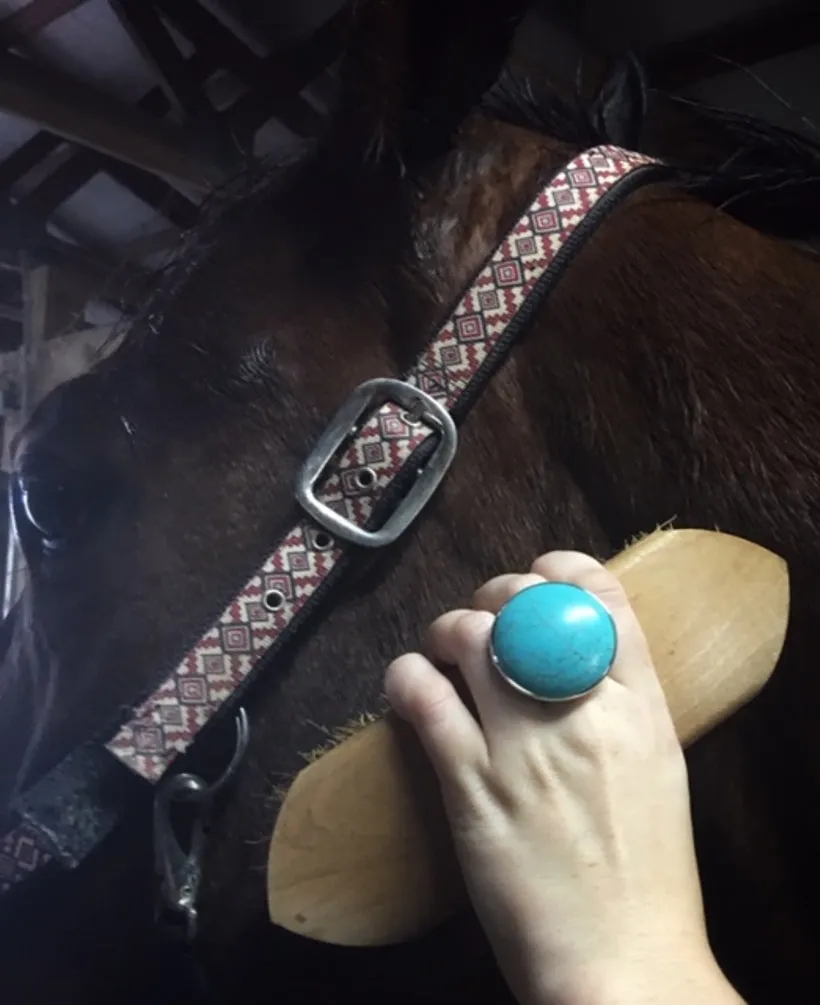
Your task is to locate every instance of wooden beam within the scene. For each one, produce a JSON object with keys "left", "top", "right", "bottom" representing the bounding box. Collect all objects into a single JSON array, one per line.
[
  {"left": 21, "top": 260, "right": 48, "bottom": 403},
  {"left": 155, "top": 0, "right": 325, "bottom": 139},
  {"left": 0, "top": 316, "right": 20, "bottom": 352},
  {"left": 2, "top": 6, "right": 333, "bottom": 228},
  {"left": 0, "top": 0, "right": 89, "bottom": 46},
  {"left": 111, "top": 0, "right": 212, "bottom": 119},
  {"left": 228, "top": 89, "right": 324, "bottom": 143},
  {"left": 45, "top": 237, "right": 121, "bottom": 282},
  {"left": 0, "top": 50, "right": 221, "bottom": 188},
  {"left": 104, "top": 160, "right": 199, "bottom": 228},
  {"left": 0, "top": 52, "right": 194, "bottom": 215},
  {"left": 0, "top": 197, "right": 50, "bottom": 254},
  {"left": 0, "top": 304, "right": 22, "bottom": 324},
  {"left": 0, "top": 132, "right": 60, "bottom": 193},
  {"left": 1, "top": 258, "right": 46, "bottom": 613},
  {"left": 0, "top": 5, "right": 337, "bottom": 244},
  {"left": 20, "top": 145, "right": 96, "bottom": 217},
  {"left": 0, "top": 268, "right": 20, "bottom": 300},
  {"left": 155, "top": 0, "right": 257, "bottom": 80},
  {"left": 0, "top": 3, "right": 201, "bottom": 266},
  {"left": 228, "top": 10, "right": 346, "bottom": 138},
  {"left": 644, "top": 0, "right": 820, "bottom": 91},
  {"left": 0, "top": 199, "right": 139, "bottom": 293},
  {"left": 17, "top": 147, "right": 198, "bottom": 230},
  {"left": 14, "top": 64, "right": 200, "bottom": 226},
  {"left": 113, "top": 225, "right": 179, "bottom": 263}
]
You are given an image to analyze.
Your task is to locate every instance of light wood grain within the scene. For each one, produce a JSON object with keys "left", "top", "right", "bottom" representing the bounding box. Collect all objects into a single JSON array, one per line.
[{"left": 268, "top": 529, "right": 789, "bottom": 947}]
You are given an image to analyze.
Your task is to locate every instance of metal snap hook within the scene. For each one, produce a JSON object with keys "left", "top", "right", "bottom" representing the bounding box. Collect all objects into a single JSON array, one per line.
[{"left": 153, "top": 707, "right": 250, "bottom": 942}]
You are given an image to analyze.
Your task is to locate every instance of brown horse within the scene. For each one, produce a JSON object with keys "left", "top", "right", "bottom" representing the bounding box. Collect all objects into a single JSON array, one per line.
[{"left": 3, "top": 4, "right": 820, "bottom": 1002}]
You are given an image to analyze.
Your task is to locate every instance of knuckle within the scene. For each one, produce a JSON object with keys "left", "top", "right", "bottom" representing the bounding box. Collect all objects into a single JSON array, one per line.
[
  {"left": 531, "top": 553, "right": 632, "bottom": 613},
  {"left": 451, "top": 609, "right": 494, "bottom": 654},
  {"left": 426, "top": 609, "right": 468, "bottom": 653},
  {"left": 471, "top": 575, "right": 505, "bottom": 609},
  {"left": 575, "top": 565, "right": 630, "bottom": 612},
  {"left": 570, "top": 714, "right": 608, "bottom": 760},
  {"left": 413, "top": 677, "right": 459, "bottom": 727},
  {"left": 473, "top": 573, "right": 544, "bottom": 611},
  {"left": 512, "top": 572, "right": 546, "bottom": 594},
  {"left": 566, "top": 689, "right": 627, "bottom": 758},
  {"left": 531, "top": 550, "right": 603, "bottom": 582}
]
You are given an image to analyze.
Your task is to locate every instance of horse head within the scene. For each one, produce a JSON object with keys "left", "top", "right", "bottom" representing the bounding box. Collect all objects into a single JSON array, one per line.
[{"left": 4, "top": 4, "right": 820, "bottom": 1003}]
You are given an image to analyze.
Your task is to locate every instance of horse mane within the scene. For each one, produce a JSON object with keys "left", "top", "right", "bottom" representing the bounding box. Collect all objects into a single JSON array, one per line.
[
  {"left": 485, "top": 57, "right": 820, "bottom": 247},
  {"left": 115, "top": 55, "right": 820, "bottom": 370}
]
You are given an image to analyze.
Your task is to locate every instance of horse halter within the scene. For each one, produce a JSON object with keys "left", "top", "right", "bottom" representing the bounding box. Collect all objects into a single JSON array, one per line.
[{"left": 0, "top": 146, "right": 666, "bottom": 928}]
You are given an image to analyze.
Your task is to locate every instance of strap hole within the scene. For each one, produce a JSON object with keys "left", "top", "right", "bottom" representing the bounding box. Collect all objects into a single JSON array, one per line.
[
  {"left": 354, "top": 467, "right": 376, "bottom": 489},
  {"left": 313, "top": 531, "right": 333, "bottom": 550},
  {"left": 400, "top": 408, "right": 422, "bottom": 427},
  {"left": 263, "top": 589, "right": 285, "bottom": 612}
]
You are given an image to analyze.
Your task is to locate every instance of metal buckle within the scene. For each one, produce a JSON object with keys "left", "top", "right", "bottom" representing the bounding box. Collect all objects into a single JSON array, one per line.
[{"left": 296, "top": 378, "right": 458, "bottom": 548}]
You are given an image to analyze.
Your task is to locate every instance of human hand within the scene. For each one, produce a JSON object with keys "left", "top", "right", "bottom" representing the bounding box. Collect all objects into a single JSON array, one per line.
[{"left": 385, "top": 552, "right": 742, "bottom": 1005}]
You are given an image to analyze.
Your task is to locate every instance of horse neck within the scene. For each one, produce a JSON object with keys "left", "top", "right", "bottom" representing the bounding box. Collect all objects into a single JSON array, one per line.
[{"left": 411, "top": 116, "right": 570, "bottom": 299}]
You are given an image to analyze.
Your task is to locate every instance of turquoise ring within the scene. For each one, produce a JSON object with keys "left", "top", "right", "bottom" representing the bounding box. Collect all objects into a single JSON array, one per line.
[{"left": 489, "top": 582, "right": 617, "bottom": 702}]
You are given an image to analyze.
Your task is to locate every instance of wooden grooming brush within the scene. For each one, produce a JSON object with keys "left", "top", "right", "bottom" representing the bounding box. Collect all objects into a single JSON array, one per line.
[{"left": 268, "top": 529, "right": 789, "bottom": 946}]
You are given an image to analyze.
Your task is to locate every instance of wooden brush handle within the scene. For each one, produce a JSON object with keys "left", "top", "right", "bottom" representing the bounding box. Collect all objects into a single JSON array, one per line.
[{"left": 267, "top": 529, "right": 789, "bottom": 947}]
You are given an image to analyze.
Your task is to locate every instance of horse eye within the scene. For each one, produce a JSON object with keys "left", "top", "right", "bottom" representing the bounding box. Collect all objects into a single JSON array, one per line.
[{"left": 12, "top": 457, "right": 103, "bottom": 551}]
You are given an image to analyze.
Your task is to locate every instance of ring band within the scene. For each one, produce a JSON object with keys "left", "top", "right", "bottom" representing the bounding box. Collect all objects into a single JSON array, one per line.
[{"left": 489, "top": 582, "right": 617, "bottom": 702}]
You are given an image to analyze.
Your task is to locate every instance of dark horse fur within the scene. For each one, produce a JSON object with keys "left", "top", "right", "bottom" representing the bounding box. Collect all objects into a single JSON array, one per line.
[{"left": 3, "top": 3, "right": 820, "bottom": 1002}]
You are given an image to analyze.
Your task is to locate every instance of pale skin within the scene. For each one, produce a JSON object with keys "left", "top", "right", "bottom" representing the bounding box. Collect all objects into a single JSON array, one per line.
[{"left": 384, "top": 552, "right": 746, "bottom": 1005}]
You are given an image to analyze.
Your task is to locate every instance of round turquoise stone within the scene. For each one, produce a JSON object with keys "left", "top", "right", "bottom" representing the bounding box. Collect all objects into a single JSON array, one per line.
[{"left": 490, "top": 582, "right": 617, "bottom": 701}]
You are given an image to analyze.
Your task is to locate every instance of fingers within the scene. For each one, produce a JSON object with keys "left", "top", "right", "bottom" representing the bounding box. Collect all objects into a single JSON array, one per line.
[
  {"left": 426, "top": 609, "right": 494, "bottom": 665},
  {"left": 530, "top": 551, "right": 658, "bottom": 695},
  {"left": 425, "top": 609, "right": 500, "bottom": 715},
  {"left": 473, "top": 573, "right": 545, "bottom": 614},
  {"left": 384, "top": 652, "right": 488, "bottom": 790},
  {"left": 387, "top": 550, "right": 662, "bottom": 791},
  {"left": 425, "top": 608, "right": 545, "bottom": 735}
]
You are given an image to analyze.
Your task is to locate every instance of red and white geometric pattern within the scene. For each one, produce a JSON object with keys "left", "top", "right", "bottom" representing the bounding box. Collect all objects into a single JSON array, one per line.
[
  {"left": 0, "top": 820, "right": 53, "bottom": 895},
  {"left": 106, "top": 146, "right": 657, "bottom": 782}
]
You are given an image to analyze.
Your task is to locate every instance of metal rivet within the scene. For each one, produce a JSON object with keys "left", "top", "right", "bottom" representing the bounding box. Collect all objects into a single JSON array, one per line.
[
  {"left": 263, "top": 589, "right": 285, "bottom": 612},
  {"left": 354, "top": 466, "right": 376, "bottom": 490},
  {"left": 313, "top": 531, "right": 333, "bottom": 551}
]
